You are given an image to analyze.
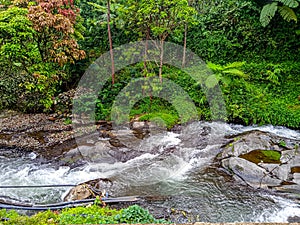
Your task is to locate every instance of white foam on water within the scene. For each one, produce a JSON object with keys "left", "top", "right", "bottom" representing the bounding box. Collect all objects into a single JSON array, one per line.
[
  {"left": 139, "top": 131, "right": 181, "bottom": 153},
  {"left": 230, "top": 124, "right": 300, "bottom": 140},
  {"left": 255, "top": 198, "right": 300, "bottom": 222}
]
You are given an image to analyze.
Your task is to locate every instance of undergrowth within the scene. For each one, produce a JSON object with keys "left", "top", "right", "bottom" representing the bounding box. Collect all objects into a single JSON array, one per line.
[{"left": 0, "top": 204, "right": 169, "bottom": 225}]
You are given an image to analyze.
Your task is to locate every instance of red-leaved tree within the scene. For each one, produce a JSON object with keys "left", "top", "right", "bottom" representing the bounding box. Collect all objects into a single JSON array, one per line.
[{"left": 27, "top": 0, "right": 85, "bottom": 66}]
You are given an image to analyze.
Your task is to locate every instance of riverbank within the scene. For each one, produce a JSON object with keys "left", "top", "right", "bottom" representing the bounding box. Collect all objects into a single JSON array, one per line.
[{"left": 0, "top": 110, "right": 76, "bottom": 159}]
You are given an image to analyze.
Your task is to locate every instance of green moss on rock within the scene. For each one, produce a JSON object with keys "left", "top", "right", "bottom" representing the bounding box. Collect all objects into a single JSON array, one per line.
[{"left": 239, "top": 150, "right": 281, "bottom": 164}]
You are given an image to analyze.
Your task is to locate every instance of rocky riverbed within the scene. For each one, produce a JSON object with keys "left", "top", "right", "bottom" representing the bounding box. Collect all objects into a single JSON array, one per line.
[
  {"left": 1, "top": 111, "right": 300, "bottom": 222},
  {"left": 1, "top": 110, "right": 300, "bottom": 198}
]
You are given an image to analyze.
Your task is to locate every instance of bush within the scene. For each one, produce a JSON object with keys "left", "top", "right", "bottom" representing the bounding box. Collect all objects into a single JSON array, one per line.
[{"left": 0, "top": 205, "right": 169, "bottom": 225}]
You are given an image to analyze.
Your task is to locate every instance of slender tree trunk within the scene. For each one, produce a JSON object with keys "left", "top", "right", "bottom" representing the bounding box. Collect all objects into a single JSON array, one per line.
[
  {"left": 159, "top": 39, "right": 164, "bottom": 83},
  {"left": 182, "top": 23, "right": 187, "bottom": 68},
  {"left": 143, "top": 29, "right": 150, "bottom": 77},
  {"left": 107, "top": 0, "right": 115, "bottom": 84},
  {"left": 182, "top": 0, "right": 191, "bottom": 68}
]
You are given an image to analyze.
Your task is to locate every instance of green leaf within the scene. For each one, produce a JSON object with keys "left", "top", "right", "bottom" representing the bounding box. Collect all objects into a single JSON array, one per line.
[
  {"left": 88, "top": 2, "right": 107, "bottom": 13},
  {"left": 277, "top": 0, "right": 299, "bottom": 8},
  {"left": 278, "top": 5, "right": 297, "bottom": 22},
  {"left": 207, "top": 61, "right": 224, "bottom": 72},
  {"left": 223, "top": 61, "right": 245, "bottom": 69},
  {"left": 13, "top": 62, "right": 22, "bottom": 67},
  {"left": 223, "top": 68, "right": 248, "bottom": 78},
  {"left": 260, "top": 2, "right": 278, "bottom": 27}
]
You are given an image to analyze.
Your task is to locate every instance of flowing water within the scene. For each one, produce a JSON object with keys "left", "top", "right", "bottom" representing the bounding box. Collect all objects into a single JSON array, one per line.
[{"left": 1, "top": 122, "right": 300, "bottom": 222}]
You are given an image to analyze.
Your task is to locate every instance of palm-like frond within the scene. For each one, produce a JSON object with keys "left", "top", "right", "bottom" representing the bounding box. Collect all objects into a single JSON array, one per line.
[
  {"left": 278, "top": 5, "right": 297, "bottom": 22},
  {"left": 277, "top": 0, "right": 299, "bottom": 8},
  {"left": 223, "top": 61, "right": 245, "bottom": 70},
  {"left": 260, "top": 2, "right": 278, "bottom": 27},
  {"left": 222, "top": 68, "right": 248, "bottom": 78},
  {"left": 207, "top": 61, "right": 223, "bottom": 72}
]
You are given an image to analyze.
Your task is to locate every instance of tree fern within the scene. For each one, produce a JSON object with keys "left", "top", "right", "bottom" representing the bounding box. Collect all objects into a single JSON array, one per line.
[
  {"left": 278, "top": 5, "right": 297, "bottom": 22},
  {"left": 260, "top": 0, "right": 299, "bottom": 27},
  {"left": 277, "top": 0, "right": 299, "bottom": 8},
  {"left": 260, "top": 2, "right": 278, "bottom": 27}
]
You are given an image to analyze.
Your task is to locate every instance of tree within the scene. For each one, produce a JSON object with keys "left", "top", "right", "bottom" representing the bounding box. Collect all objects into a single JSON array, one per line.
[
  {"left": 0, "top": 0, "right": 85, "bottom": 111},
  {"left": 121, "top": 0, "right": 197, "bottom": 82},
  {"left": 260, "top": 0, "right": 299, "bottom": 27},
  {"left": 27, "top": 0, "right": 85, "bottom": 65},
  {"left": 88, "top": 0, "right": 122, "bottom": 84},
  {"left": 106, "top": 0, "right": 115, "bottom": 84},
  {"left": 182, "top": 0, "right": 193, "bottom": 68},
  {"left": 0, "top": 6, "right": 36, "bottom": 73}
]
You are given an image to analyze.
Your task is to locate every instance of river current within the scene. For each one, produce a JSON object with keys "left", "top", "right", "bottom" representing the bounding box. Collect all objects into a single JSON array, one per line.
[{"left": 1, "top": 122, "right": 300, "bottom": 222}]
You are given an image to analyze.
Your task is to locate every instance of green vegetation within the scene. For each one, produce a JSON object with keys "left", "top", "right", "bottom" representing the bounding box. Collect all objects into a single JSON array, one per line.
[
  {"left": 260, "top": 0, "right": 299, "bottom": 27},
  {"left": 0, "top": 204, "right": 168, "bottom": 224},
  {"left": 0, "top": 0, "right": 299, "bottom": 128},
  {"left": 240, "top": 149, "right": 282, "bottom": 164}
]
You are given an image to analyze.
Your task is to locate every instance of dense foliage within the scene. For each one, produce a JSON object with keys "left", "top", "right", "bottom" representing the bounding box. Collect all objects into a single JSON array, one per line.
[
  {"left": 0, "top": 0, "right": 299, "bottom": 128},
  {"left": 0, "top": 0, "right": 85, "bottom": 111},
  {"left": 0, "top": 204, "right": 168, "bottom": 224}
]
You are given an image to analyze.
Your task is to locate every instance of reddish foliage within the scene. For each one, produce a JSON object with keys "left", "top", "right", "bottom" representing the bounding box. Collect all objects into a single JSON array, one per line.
[{"left": 27, "top": 0, "right": 85, "bottom": 66}]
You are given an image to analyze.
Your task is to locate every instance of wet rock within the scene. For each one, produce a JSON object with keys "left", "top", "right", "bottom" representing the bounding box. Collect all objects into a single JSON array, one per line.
[
  {"left": 288, "top": 215, "right": 300, "bottom": 223},
  {"left": 219, "top": 131, "right": 282, "bottom": 159},
  {"left": 222, "top": 157, "right": 282, "bottom": 188},
  {"left": 131, "top": 121, "right": 147, "bottom": 130},
  {"left": 218, "top": 130, "right": 300, "bottom": 196},
  {"left": 111, "top": 147, "right": 144, "bottom": 162},
  {"left": 63, "top": 178, "right": 113, "bottom": 201},
  {"left": 109, "top": 129, "right": 142, "bottom": 149},
  {"left": 62, "top": 141, "right": 116, "bottom": 164}
]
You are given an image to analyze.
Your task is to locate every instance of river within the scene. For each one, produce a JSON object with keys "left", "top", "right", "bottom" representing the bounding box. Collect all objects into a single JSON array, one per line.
[{"left": 1, "top": 122, "right": 300, "bottom": 222}]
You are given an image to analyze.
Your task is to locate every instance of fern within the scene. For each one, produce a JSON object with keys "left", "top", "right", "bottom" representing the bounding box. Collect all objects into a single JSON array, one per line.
[
  {"left": 222, "top": 68, "right": 248, "bottom": 78},
  {"left": 205, "top": 62, "right": 247, "bottom": 88},
  {"left": 260, "top": 0, "right": 299, "bottom": 26},
  {"left": 277, "top": 0, "right": 299, "bottom": 8},
  {"left": 223, "top": 61, "right": 245, "bottom": 70},
  {"left": 278, "top": 5, "right": 297, "bottom": 22},
  {"left": 207, "top": 61, "right": 223, "bottom": 72},
  {"left": 260, "top": 2, "right": 278, "bottom": 27}
]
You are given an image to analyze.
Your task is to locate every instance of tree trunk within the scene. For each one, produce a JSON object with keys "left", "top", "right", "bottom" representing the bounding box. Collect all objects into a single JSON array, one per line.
[
  {"left": 143, "top": 29, "right": 150, "bottom": 77},
  {"left": 182, "top": 0, "right": 191, "bottom": 68},
  {"left": 159, "top": 39, "right": 164, "bottom": 83},
  {"left": 107, "top": 0, "right": 115, "bottom": 85},
  {"left": 182, "top": 22, "right": 187, "bottom": 68}
]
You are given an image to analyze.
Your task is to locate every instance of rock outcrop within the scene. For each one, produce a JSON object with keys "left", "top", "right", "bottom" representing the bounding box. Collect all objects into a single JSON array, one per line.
[{"left": 217, "top": 130, "right": 300, "bottom": 197}]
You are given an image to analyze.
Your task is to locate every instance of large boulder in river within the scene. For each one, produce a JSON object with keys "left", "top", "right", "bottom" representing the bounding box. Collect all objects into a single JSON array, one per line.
[{"left": 218, "top": 130, "right": 300, "bottom": 196}]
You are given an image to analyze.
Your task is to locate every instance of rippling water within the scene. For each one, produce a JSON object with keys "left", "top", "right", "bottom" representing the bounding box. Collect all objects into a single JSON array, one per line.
[{"left": 1, "top": 122, "right": 300, "bottom": 222}]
